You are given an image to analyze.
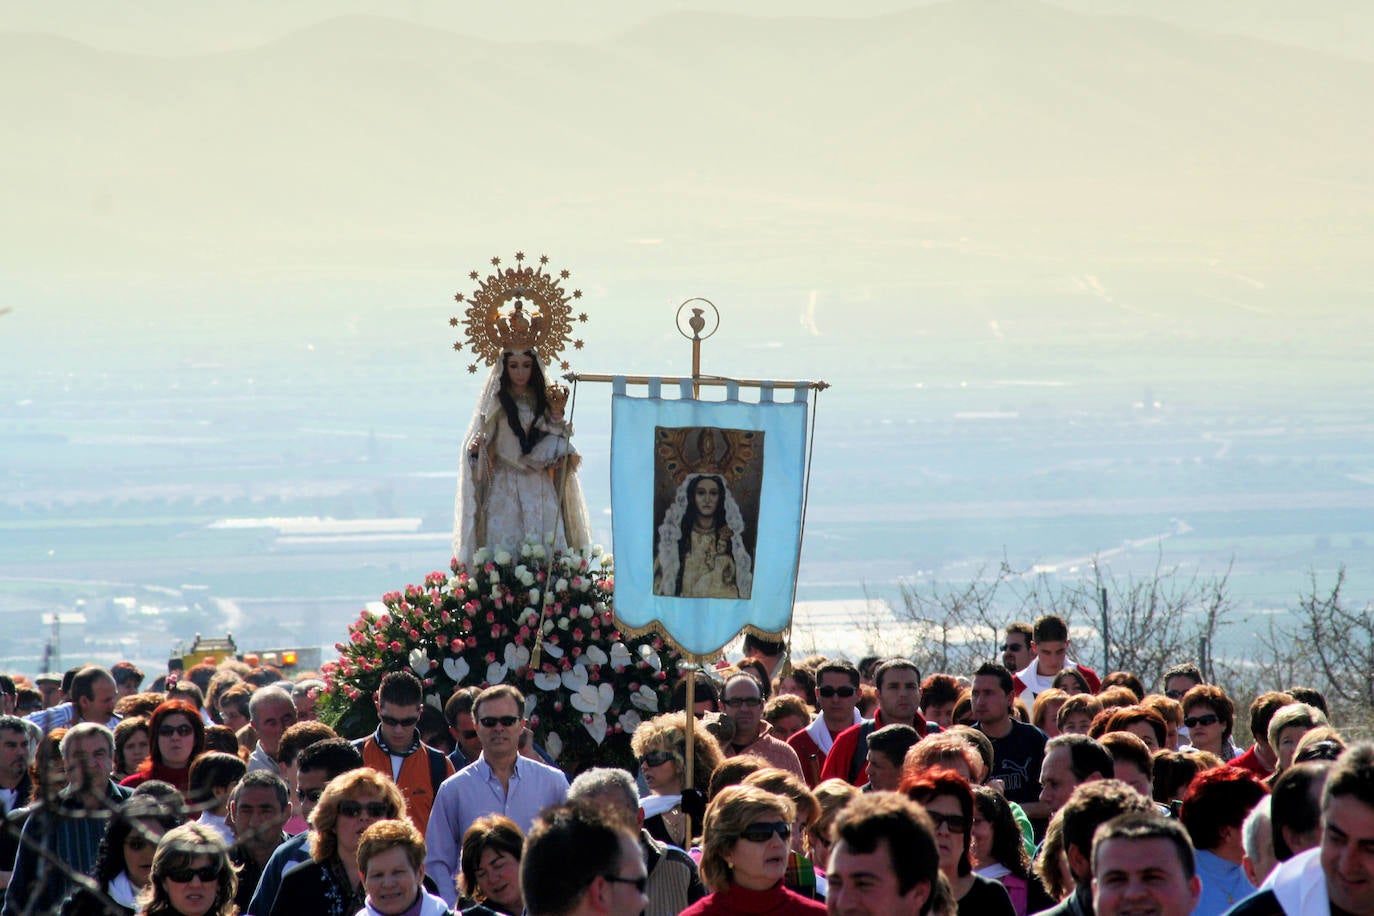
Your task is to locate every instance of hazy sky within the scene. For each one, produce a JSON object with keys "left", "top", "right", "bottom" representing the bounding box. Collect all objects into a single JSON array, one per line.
[
  {"left": 4, "top": 1, "right": 1372, "bottom": 411},
  {"left": 3, "top": 3, "right": 1372, "bottom": 669}
]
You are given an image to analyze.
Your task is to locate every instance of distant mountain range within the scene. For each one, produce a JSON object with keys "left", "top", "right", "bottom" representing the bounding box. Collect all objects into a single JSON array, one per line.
[
  {"left": 3, "top": 0, "right": 1373, "bottom": 60},
  {"left": 2, "top": 0, "right": 1372, "bottom": 335}
]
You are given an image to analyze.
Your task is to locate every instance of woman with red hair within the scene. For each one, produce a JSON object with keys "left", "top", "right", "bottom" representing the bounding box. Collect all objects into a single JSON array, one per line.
[
  {"left": 120, "top": 700, "right": 205, "bottom": 793},
  {"left": 901, "top": 767, "right": 1015, "bottom": 916}
]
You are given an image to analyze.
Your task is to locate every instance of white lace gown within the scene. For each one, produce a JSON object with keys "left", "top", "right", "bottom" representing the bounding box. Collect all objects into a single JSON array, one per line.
[{"left": 474, "top": 399, "right": 575, "bottom": 556}]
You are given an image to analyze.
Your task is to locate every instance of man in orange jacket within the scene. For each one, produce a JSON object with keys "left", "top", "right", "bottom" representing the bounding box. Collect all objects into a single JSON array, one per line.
[{"left": 354, "top": 671, "right": 454, "bottom": 838}]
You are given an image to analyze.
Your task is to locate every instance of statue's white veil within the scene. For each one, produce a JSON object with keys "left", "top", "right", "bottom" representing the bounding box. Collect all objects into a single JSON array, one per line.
[
  {"left": 654, "top": 473, "right": 754, "bottom": 598},
  {"left": 451, "top": 353, "right": 590, "bottom": 566}
]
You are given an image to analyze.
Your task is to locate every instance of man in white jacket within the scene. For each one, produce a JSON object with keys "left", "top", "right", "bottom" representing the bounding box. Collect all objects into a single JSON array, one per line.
[{"left": 1227, "top": 742, "right": 1374, "bottom": 916}]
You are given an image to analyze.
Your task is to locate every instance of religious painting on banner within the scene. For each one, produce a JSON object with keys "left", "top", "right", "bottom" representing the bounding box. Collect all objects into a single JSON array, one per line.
[{"left": 611, "top": 380, "right": 808, "bottom": 658}]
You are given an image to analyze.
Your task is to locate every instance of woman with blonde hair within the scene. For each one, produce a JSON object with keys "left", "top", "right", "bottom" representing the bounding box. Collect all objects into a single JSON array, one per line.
[
  {"left": 631, "top": 712, "right": 725, "bottom": 848},
  {"left": 741, "top": 769, "right": 821, "bottom": 899},
  {"left": 267, "top": 769, "right": 405, "bottom": 916},
  {"left": 681, "top": 785, "right": 825, "bottom": 915},
  {"left": 138, "top": 822, "right": 236, "bottom": 916},
  {"left": 1030, "top": 689, "right": 1068, "bottom": 739},
  {"left": 904, "top": 732, "right": 986, "bottom": 783}
]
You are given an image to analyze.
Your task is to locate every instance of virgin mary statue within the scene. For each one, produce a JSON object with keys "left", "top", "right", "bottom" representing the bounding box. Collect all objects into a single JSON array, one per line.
[{"left": 449, "top": 255, "right": 591, "bottom": 566}]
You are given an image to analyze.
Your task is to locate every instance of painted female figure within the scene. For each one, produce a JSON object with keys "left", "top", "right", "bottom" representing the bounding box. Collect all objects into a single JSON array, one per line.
[
  {"left": 452, "top": 349, "right": 590, "bottom": 565},
  {"left": 654, "top": 472, "right": 754, "bottom": 599}
]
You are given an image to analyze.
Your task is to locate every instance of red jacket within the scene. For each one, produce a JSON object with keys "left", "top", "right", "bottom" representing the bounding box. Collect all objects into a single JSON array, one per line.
[
  {"left": 786, "top": 729, "right": 826, "bottom": 788},
  {"left": 816, "top": 710, "right": 927, "bottom": 787},
  {"left": 1230, "top": 744, "right": 1275, "bottom": 779}
]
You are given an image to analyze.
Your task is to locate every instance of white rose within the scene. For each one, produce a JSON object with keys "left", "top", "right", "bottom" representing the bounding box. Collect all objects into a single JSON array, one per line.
[
  {"left": 473, "top": 548, "right": 491, "bottom": 565},
  {"left": 532, "top": 545, "right": 546, "bottom": 559},
  {"left": 541, "top": 619, "right": 555, "bottom": 634},
  {"left": 579, "top": 604, "right": 594, "bottom": 619},
  {"left": 491, "top": 584, "right": 503, "bottom": 598},
  {"left": 602, "top": 553, "right": 614, "bottom": 567},
  {"left": 555, "top": 578, "right": 569, "bottom": 592},
  {"left": 591, "top": 544, "right": 604, "bottom": 557},
  {"left": 528, "top": 588, "right": 540, "bottom": 604},
  {"left": 519, "top": 571, "right": 535, "bottom": 587},
  {"left": 494, "top": 548, "right": 512, "bottom": 566},
  {"left": 558, "top": 617, "right": 570, "bottom": 630}
]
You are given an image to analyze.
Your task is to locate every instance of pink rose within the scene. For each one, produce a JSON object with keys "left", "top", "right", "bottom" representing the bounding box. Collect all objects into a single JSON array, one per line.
[
  {"left": 466, "top": 636, "right": 477, "bottom": 648},
  {"left": 389, "top": 640, "right": 403, "bottom": 652}
]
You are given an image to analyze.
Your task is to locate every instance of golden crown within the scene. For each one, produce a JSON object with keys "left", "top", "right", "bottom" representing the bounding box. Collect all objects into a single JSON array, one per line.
[
  {"left": 449, "top": 252, "right": 587, "bottom": 373},
  {"left": 655, "top": 426, "right": 761, "bottom": 488}
]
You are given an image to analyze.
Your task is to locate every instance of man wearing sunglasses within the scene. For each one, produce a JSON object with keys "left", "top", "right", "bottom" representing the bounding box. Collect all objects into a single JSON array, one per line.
[
  {"left": 442, "top": 686, "right": 484, "bottom": 771},
  {"left": 820, "top": 659, "right": 927, "bottom": 788},
  {"left": 718, "top": 673, "right": 806, "bottom": 782},
  {"left": 522, "top": 800, "right": 649, "bottom": 916},
  {"left": 788, "top": 662, "right": 864, "bottom": 787},
  {"left": 425, "top": 684, "right": 568, "bottom": 907},
  {"left": 354, "top": 672, "right": 454, "bottom": 839}
]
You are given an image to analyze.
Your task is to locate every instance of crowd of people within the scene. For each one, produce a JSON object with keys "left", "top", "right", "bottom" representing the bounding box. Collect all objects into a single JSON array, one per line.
[{"left": 1, "top": 614, "right": 1370, "bottom": 916}]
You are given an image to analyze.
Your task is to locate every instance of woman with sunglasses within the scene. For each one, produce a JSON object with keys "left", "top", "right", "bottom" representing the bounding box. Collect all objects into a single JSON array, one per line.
[
  {"left": 902, "top": 768, "right": 1015, "bottom": 916},
  {"left": 62, "top": 793, "right": 184, "bottom": 916},
  {"left": 1179, "top": 684, "right": 1240, "bottom": 761},
  {"left": 267, "top": 769, "right": 406, "bottom": 916},
  {"left": 138, "top": 822, "right": 236, "bottom": 916},
  {"left": 457, "top": 815, "right": 525, "bottom": 915},
  {"left": 631, "top": 712, "right": 725, "bottom": 850},
  {"left": 681, "top": 784, "right": 825, "bottom": 915},
  {"left": 122, "top": 701, "right": 206, "bottom": 794}
]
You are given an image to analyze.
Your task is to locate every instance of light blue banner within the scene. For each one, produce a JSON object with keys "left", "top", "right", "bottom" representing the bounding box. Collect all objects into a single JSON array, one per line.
[{"left": 611, "top": 389, "right": 807, "bottom": 657}]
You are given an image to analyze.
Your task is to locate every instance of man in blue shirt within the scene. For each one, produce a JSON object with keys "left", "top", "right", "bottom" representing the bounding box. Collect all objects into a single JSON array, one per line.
[{"left": 425, "top": 684, "right": 568, "bottom": 907}]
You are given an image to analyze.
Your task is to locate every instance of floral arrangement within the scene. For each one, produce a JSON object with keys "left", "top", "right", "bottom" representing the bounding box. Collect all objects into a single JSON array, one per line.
[{"left": 319, "top": 540, "right": 683, "bottom": 774}]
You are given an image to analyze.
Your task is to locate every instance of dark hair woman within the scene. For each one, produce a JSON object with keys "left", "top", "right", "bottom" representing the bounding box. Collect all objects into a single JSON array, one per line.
[
  {"left": 62, "top": 793, "right": 184, "bottom": 916},
  {"left": 902, "top": 769, "right": 1016, "bottom": 916},
  {"left": 114, "top": 717, "right": 153, "bottom": 781},
  {"left": 138, "top": 821, "right": 237, "bottom": 916},
  {"left": 969, "top": 786, "right": 1054, "bottom": 916},
  {"left": 654, "top": 473, "right": 754, "bottom": 599},
  {"left": 457, "top": 815, "right": 525, "bottom": 915},
  {"left": 122, "top": 701, "right": 206, "bottom": 794}
]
